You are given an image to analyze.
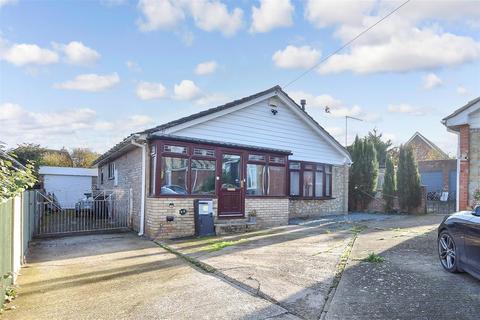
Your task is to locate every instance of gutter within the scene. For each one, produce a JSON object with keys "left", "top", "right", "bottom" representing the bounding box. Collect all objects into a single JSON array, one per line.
[{"left": 131, "top": 138, "right": 146, "bottom": 236}]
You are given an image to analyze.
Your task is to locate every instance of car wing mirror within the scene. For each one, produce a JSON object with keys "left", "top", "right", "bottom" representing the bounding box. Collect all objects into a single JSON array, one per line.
[{"left": 474, "top": 206, "right": 480, "bottom": 216}]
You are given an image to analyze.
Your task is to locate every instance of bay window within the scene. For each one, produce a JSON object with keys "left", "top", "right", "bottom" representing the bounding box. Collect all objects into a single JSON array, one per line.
[
  {"left": 289, "top": 161, "right": 333, "bottom": 198},
  {"left": 247, "top": 164, "right": 266, "bottom": 195}
]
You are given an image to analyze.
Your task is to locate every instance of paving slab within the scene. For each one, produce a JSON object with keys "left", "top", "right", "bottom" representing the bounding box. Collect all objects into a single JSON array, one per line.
[
  {"left": 4, "top": 233, "right": 290, "bottom": 320},
  {"left": 325, "top": 214, "right": 480, "bottom": 320},
  {"left": 165, "top": 220, "right": 365, "bottom": 319}
]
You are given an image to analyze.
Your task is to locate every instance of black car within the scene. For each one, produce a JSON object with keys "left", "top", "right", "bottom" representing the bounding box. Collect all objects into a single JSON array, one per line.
[{"left": 438, "top": 206, "right": 480, "bottom": 279}]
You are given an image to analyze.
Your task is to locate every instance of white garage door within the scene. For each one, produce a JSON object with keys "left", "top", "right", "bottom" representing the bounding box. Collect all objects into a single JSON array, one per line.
[{"left": 43, "top": 175, "right": 92, "bottom": 208}]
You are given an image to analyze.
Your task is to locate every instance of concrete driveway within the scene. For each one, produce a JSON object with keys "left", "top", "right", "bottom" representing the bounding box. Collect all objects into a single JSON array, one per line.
[{"left": 4, "top": 214, "right": 480, "bottom": 320}]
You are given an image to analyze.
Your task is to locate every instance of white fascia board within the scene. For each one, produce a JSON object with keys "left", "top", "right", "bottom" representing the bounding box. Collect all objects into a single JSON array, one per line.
[{"left": 444, "top": 101, "right": 480, "bottom": 128}]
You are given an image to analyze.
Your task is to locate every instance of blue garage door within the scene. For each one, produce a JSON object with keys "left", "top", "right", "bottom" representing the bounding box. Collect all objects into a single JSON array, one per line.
[
  {"left": 449, "top": 170, "right": 457, "bottom": 194},
  {"left": 420, "top": 171, "right": 443, "bottom": 193}
]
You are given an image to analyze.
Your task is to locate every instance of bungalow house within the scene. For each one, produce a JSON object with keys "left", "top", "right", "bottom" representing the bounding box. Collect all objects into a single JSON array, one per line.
[
  {"left": 93, "top": 86, "right": 352, "bottom": 239},
  {"left": 442, "top": 97, "right": 480, "bottom": 210}
]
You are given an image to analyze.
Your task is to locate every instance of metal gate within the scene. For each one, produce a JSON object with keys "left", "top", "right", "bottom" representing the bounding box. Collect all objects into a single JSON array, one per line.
[
  {"left": 426, "top": 191, "right": 456, "bottom": 215},
  {"left": 33, "top": 189, "right": 131, "bottom": 237}
]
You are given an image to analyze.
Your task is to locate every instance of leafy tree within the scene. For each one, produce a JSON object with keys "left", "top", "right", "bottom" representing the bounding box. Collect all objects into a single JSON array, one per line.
[
  {"left": 366, "top": 129, "right": 392, "bottom": 168},
  {"left": 12, "top": 143, "right": 45, "bottom": 167},
  {"left": 383, "top": 155, "right": 396, "bottom": 212},
  {"left": 41, "top": 151, "right": 73, "bottom": 167},
  {"left": 396, "top": 145, "right": 421, "bottom": 212},
  {"left": 0, "top": 146, "right": 37, "bottom": 201},
  {"left": 348, "top": 136, "right": 379, "bottom": 211},
  {"left": 71, "top": 148, "right": 100, "bottom": 168}
]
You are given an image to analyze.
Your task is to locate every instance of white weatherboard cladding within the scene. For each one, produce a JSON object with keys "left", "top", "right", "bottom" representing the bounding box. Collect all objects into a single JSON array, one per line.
[
  {"left": 469, "top": 108, "right": 480, "bottom": 128},
  {"left": 164, "top": 99, "right": 347, "bottom": 164},
  {"left": 43, "top": 175, "right": 93, "bottom": 208}
]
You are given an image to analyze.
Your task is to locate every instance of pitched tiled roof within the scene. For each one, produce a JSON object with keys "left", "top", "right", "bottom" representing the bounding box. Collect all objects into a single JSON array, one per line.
[
  {"left": 442, "top": 96, "right": 480, "bottom": 121},
  {"left": 93, "top": 85, "right": 350, "bottom": 165}
]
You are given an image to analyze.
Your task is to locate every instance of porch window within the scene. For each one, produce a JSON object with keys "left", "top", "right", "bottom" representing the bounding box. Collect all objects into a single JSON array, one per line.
[
  {"left": 160, "top": 157, "right": 188, "bottom": 195},
  {"left": 247, "top": 164, "right": 266, "bottom": 195},
  {"left": 268, "top": 166, "right": 285, "bottom": 196},
  {"left": 149, "top": 146, "right": 157, "bottom": 195},
  {"left": 303, "top": 171, "right": 314, "bottom": 197},
  {"left": 325, "top": 165, "right": 332, "bottom": 197},
  {"left": 164, "top": 145, "right": 187, "bottom": 154},
  {"left": 191, "top": 159, "right": 216, "bottom": 195},
  {"left": 289, "top": 162, "right": 300, "bottom": 196}
]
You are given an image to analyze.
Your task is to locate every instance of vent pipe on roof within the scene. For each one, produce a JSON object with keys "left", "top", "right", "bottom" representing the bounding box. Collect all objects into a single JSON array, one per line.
[{"left": 300, "top": 99, "right": 306, "bottom": 111}]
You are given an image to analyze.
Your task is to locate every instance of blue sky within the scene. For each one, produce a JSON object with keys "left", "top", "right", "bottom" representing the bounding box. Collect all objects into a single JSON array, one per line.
[{"left": 1, "top": 0, "right": 479, "bottom": 154}]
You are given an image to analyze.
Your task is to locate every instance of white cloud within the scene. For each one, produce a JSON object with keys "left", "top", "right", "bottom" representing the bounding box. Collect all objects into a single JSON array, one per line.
[
  {"left": 457, "top": 86, "right": 468, "bottom": 95},
  {"left": 0, "top": 0, "right": 17, "bottom": 8},
  {"left": 194, "top": 60, "right": 218, "bottom": 75},
  {"left": 318, "top": 28, "right": 480, "bottom": 74},
  {"left": 137, "top": 0, "right": 185, "bottom": 31},
  {"left": 128, "top": 114, "right": 154, "bottom": 127},
  {"left": 185, "top": 0, "right": 243, "bottom": 37},
  {"left": 422, "top": 73, "right": 442, "bottom": 90},
  {"left": 137, "top": 0, "right": 243, "bottom": 37},
  {"left": 173, "top": 80, "right": 201, "bottom": 100},
  {"left": 0, "top": 102, "right": 154, "bottom": 152},
  {"left": 126, "top": 60, "right": 141, "bottom": 72},
  {"left": 59, "top": 41, "right": 101, "bottom": 66},
  {"left": 0, "top": 40, "right": 59, "bottom": 66},
  {"left": 305, "top": 0, "right": 375, "bottom": 28},
  {"left": 289, "top": 90, "right": 380, "bottom": 122},
  {"left": 272, "top": 45, "right": 320, "bottom": 69},
  {"left": 136, "top": 81, "right": 167, "bottom": 100},
  {"left": 250, "top": 0, "right": 294, "bottom": 33},
  {"left": 54, "top": 73, "right": 120, "bottom": 92},
  {"left": 388, "top": 104, "right": 432, "bottom": 116}
]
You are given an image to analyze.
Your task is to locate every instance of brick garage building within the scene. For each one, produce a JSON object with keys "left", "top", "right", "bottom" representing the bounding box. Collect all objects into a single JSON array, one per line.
[
  {"left": 442, "top": 97, "right": 480, "bottom": 210},
  {"left": 94, "top": 86, "right": 352, "bottom": 239}
]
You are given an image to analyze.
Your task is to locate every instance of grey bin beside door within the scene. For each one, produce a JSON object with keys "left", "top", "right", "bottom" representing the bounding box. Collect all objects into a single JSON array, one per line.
[{"left": 194, "top": 199, "right": 215, "bottom": 236}]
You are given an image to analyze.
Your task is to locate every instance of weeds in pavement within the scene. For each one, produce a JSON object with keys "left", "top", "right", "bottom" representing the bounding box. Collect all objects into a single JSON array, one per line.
[
  {"left": 209, "top": 239, "right": 245, "bottom": 252},
  {"left": 363, "top": 252, "right": 385, "bottom": 263}
]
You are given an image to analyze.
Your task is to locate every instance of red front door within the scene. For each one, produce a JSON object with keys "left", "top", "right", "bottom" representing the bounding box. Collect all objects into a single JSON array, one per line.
[{"left": 218, "top": 153, "right": 244, "bottom": 218}]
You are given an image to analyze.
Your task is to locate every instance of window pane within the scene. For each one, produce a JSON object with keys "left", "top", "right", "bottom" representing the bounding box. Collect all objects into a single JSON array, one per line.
[
  {"left": 304, "top": 164, "right": 314, "bottom": 170},
  {"left": 290, "top": 171, "right": 300, "bottom": 196},
  {"left": 325, "top": 165, "right": 332, "bottom": 174},
  {"left": 303, "top": 171, "right": 314, "bottom": 197},
  {"left": 315, "top": 171, "right": 324, "bottom": 197},
  {"left": 270, "top": 156, "right": 285, "bottom": 164},
  {"left": 249, "top": 154, "right": 266, "bottom": 162},
  {"left": 193, "top": 148, "right": 215, "bottom": 157},
  {"left": 160, "top": 157, "right": 188, "bottom": 195},
  {"left": 268, "top": 166, "right": 285, "bottom": 196},
  {"left": 247, "top": 164, "right": 265, "bottom": 195},
  {"left": 222, "top": 154, "right": 241, "bottom": 188},
  {"left": 164, "top": 145, "right": 187, "bottom": 154},
  {"left": 325, "top": 173, "right": 332, "bottom": 196},
  {"left": 191, "top": 159, "right": 216, "bottom": 194},
  {"left": 149, "top": 154, "right": 156, "bottom": 195},
  {"left": 289, "top": 162, "right": 301, "bottom": 170}
]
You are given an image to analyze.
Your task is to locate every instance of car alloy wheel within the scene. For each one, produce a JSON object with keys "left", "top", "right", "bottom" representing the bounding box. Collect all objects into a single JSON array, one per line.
[{"left": 438, "top": 232, "right": 457, "bottom": 272}]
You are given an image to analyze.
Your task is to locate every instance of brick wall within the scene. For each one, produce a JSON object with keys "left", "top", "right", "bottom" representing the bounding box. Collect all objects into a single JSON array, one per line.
[
  {"left": 244, "top": 198, "right": 289, "bottom": 229},
  {"left": 145, "top": 197, "right": 219, "bottom": 239},
  {"left": 98, "top": 147, "right": 143, "bottom": 232},
  {"left": 459, "top": 125, "right": 470, "bottom": 210},
  {"left": 289, "top": 165, "right": 349, "bottom": 219},
  {"left": 146, "top": 197, "right": 289, "bottom": 239},
  {"left": 470, "top": 128, "right": 480, "bottom": 207}
]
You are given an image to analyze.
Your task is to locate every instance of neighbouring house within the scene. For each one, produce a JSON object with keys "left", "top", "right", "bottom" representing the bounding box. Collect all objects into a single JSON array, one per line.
[
  {"left": 405, "top": 131, "right": 449, "bottom": 161},
  {"left": 93, "top": 86, "right": 352, "bottom": 239},
  {"left": 404, "top": 132, "right": 456, "bottom": 197},
  {"left": 38, "top": 166, "right": 98, "bottom": 208},
  {"left": 442, "top": 96, "right": 480, "bottom": 210}
]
